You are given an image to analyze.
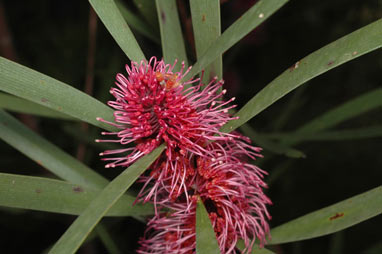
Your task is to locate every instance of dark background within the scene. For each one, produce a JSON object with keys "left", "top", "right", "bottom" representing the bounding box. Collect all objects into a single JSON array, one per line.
[{"left": 0, "top": 0, "right": 381, "bottom": 253}]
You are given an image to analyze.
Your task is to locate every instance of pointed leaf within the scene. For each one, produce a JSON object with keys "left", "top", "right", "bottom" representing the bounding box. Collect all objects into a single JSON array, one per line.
[
  {"left": 156, "top": 0, "right": 188, "bottom": 70},
  {"left": 187, "top": 0, "right": 289, "bottom": 79},
  {"left": 0, "top": 57, "right": 115, "bottom": 132},
  {"left": 89, "top": 0, "right": 146, "bottom": 62},
  {"left": 296, "top": 88, "right": 382, "bottom": 134},
  {"left": 269, "top": 186, "right": 382, "bottom": 244},
  {"left": 190, "top": 0, "right": 222, "bottom": 82},
  {"left": 0, "top": 93, "right": 73, "bottom": 120},
  {"left": 0, "top": 110, "right": 107, "bottom": 189},
  {"left": 220, "top": 19, "right": 382, "bottom": 133},
  {"left": 196, "top": 198, "right": 220, "bottom": 254},
  {"left": 0, "top": 173, "right": 152, "bottom": 220},
  {"left": 49, "top": 144, "right": 165, "bottom": 254}
]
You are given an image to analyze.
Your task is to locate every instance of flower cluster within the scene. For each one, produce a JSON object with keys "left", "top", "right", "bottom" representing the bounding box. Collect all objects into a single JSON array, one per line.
[{"left": 98, "top": 57, "right": 271, "bottom": 253}]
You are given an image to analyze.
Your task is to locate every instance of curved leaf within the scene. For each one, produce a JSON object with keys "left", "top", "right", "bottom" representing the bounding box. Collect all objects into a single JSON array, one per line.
[
  {"left": 49, "top": 144, "right": 165, "bottom": 254},
  {"left": 269, "top": 186, "right": 382, "bottom": 244},
  {"left": 190, "top": 0, "right": 222, "bottom": 82},
  {"left": 187, "top": 0, "right": 289, "bottom": 79},
  {"left": 0, "top": 173, "right": 152, "bottom": 220},
  {"left": 220, "top": 19, "right": 382, "bottom": 133},
  {"left": 0, "top": 110, "right": 107, "bottom": 189},
  {"left": 156, "top": 0, "right": 188, "bottom": 70},
  {"left": 0, "top": 57, "right": 115, "bottom": 132},
  {"left": 0, "top": 93, "right": 73, "bottom": 120},
  {"left": 89, "top": 0, "right": 146, "bottom": 62}
]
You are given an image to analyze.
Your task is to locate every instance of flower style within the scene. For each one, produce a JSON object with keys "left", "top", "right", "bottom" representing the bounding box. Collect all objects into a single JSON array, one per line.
[
  {"left": 138, "top": 139, "right": 271, "bottom": 254},
  {"left": 98, "top": 58, "right": 271, "bottom": 253},
  {"left": 97, "top": 57, "right": 238, "bottom": 203}
]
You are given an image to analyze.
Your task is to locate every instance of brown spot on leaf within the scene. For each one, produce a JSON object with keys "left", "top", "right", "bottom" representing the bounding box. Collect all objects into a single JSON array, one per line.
[
  {"left": 57, "top": 106, "right": 62, "bottom": 111},
  {"left": 73, "top": 186, "right": 84, "bottom": 193},
  {"left": 41, "top": 98, "right": 49, "bottom": 103},
  {"left": 329, "top": 212, "right": 344, "bottom": 221},
  {"left": 289, "top": 61, "right": 300, "bottom": 72},
  {"left": 327, "top": 60, "right": 334, "bottom": 66},
  {"left": 35, "top": 189, "right": 42, "bottom": 194},
  {"left": 161, "top": 11, "right": 166, "bottom": 23},
  {"left": 202, "top": 14, "right": 206, "bottom": 22}
]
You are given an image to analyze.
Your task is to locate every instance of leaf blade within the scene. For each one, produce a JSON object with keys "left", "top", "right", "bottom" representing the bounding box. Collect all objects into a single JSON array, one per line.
[
  {"left": 190, "top": 0, "right": 222, "bottom": 82},
  {"left": 0, "top": 173, "right": 152, "bottom": 219},
  {"left": 0, "top": 110, "right": 108, "bottom": 189},
  {"left": 156, "top": 0, "right": 188, "bottom": 70},
  {"left": 89, "top": 0, "right": 146, "bottom": 62},
  {"left": 196, "top": 198, "right": 220, "bottom": 254},
  {"left": 269, "top": 186, "right": 382, "bottom": 244},
  {"left": 187, "top": 0, "right": 289, "bottom": 79},
  {"left": 49, "top": 144, "right": 165, "bottom": 254},
  {"left": 0, "top": 57, "right": 115, "bottom": 132},
  {"left": 0, "top": 93, "right": 74, "bottom": 120},
  {"left": 221, "top": 19, "right": 382, "bottom": 133}
]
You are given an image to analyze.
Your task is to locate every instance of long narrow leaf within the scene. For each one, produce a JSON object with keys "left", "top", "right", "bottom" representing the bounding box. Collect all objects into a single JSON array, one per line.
[
  {"left": 269, "top": 186, "right": 382, "bottom": 244},
  {"left": 187, "top": 0, "right": 289, "bottom": 79},
  {"left": 89, "top": 0, "right": 146, "bottom": 62},
  {"left": 190, "top": 0, "right": 222, "bottom": 82},
  {"left": 49, "top": 144, "right": 165, "bottom": 254},
  {"left": 0, "top": 57, "right": 115, "bottom": 132},
  {"left": 267, "top": 126, "right": 382, "bottom": 142},
  {"left": 220, "top": 19, "right": 382, "bottom": 133},
  {"left": 296, "top": 88, "right": 382, "bottom": 134},
  {"left": 115, "top": 0, "right": 160, "bottom": 43},
  {"left": 0, "top": 173, "right": 152, "bottom": 219},
  {"left": 0, "top": 110, "right": 107, "bottom": 189},
  {"left": 0, "top": 93, "right": 73, "bottom": 120},
  {"left": 156, "top": 0, "right": 188, "bottom": 70},
  {"left": 196, "top": 198, "right": 220, "bottom": 254}
]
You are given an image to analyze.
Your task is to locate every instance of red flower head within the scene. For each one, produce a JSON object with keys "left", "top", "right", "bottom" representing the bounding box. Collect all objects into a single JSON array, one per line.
[
  {"left": 138, "top": 138, "right": 271, "bottom": 254},
  {"left": 97, "top": 57, "right": 238, "bottom": 204}
]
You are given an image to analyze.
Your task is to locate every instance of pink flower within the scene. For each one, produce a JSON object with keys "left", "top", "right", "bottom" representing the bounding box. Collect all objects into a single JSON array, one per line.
[
  {"left": 97, "top": 57, "right": 238, "bottom": 204},
  {"left": 138, "top": 139, "right": 271, "bottom": 254}
]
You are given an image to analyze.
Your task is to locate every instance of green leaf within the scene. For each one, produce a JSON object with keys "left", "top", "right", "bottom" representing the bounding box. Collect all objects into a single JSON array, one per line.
[
  {"left": 115, "top": 0, "right": 160, "bottom": 43},
  {"left": 190, "top": 0, "right": 222, "bottom": 82},
  {"left": 187, "top": 0, "right": 289, "bottom": 79},
  {"left": 49, "top": 144, "right": 165, "bottom": 254},
  {"left": 269, "top": 186, "right": 382, "bottom": 244},
  {"left": 0, "top": 93, "right": 73, "bottom": 120},
  {"left": 89, "top": 0, "right": 146, "bottom": 62},
  {"left": 0, "top": 173, "right": 152, "bottom": 220},
  {"left": 0, "top": 57, "right": 115, "bottom": 132},
  {"left": 196, "top": 198, "right": 220, "bottom": 254},
  {"left": 156, "top": 0, "right": 188, "bottom": 70},
  {"left": 220, "top": 19, "right": 382, "bottom": 133},
  {"left": 239, "top": 124, "right": 305, "bottom": 158},
  {"left": 295, "top": 88, "right": 382, "bottom": 134},
  {"left": 268, "top": 126, "right": 382, "bottom": 142},
  {"left": 0, "top": 110, "right": 108, "bottom": 189}
]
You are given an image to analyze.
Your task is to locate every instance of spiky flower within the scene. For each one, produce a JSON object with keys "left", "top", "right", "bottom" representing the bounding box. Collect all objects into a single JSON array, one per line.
[
  {"left": 98, "top": 58, "right": 272, "bottom": 253},
  {"left": 138, "top": 139, "right": 271, "bottom": 254},
  {"left": 97, "top": 57, "right": 238, "bottom": 204}
]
